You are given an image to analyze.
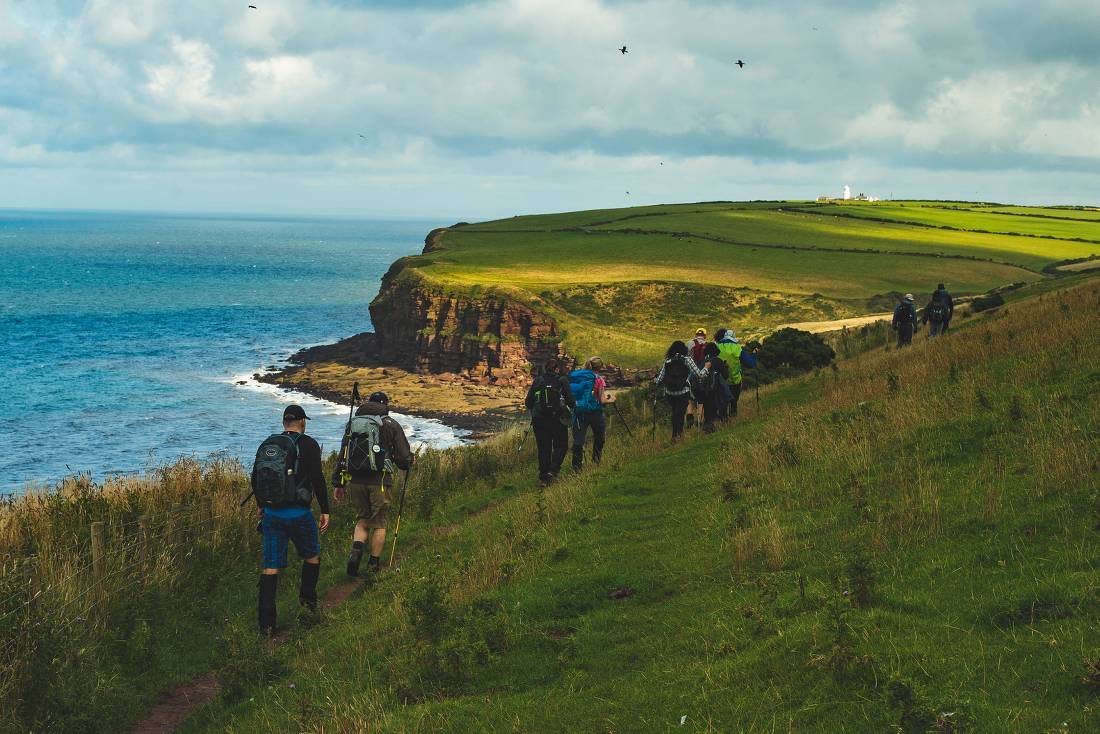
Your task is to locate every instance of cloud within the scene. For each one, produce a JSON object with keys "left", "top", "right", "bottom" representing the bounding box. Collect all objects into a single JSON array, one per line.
[{"left": 0, "top": 0, "right": 1099, "bottom": 215}]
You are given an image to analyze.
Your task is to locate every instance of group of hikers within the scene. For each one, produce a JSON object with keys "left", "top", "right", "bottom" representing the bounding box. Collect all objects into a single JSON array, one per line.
[
  {"left": 891, "top": 283, "right": 955, "bottom": 347},
  {"left": 249, "top": 393, "right": 412, "bottom": 636},
  {"left": 522, "top": 326, "right": 759, "bottom": 487},
  {"left": 248, "top": 289, "right": 949, "bottom": 633}
]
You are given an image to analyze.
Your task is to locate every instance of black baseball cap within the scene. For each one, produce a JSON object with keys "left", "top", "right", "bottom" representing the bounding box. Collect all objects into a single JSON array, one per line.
[
  {"left": 283, "top": 405, "right": 311, "bottom": 421},
  {"left": 368, "top": 391, "right": 389, "bottom": 405}
]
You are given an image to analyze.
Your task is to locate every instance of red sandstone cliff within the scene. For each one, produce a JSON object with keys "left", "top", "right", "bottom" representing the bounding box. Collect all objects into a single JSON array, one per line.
[{"left": 368, "top": 229, "right": 561, "bottom": 387}]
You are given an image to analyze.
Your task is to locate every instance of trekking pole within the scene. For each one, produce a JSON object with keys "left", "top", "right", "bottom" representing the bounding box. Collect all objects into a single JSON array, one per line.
[
  {"left": 338, "top": 382, "right": 361, "bottom": 487},
  {"left": 754, "top": 368, "right": 761, "bottom": 412},
  {"left": 611, "top": 401, "right": 635, "bottom": 438},
  {"left": 651, "top": 397, "right": 658, "bottom": 433},
  {"left": 387, "top": 446, "right": 423, "bottom": 568},
  {"left": 388, "top": 468, "right": 412, "bottom": 568},
  {"left": 517, "top": 429, "right": 530, "bottom": 454}
]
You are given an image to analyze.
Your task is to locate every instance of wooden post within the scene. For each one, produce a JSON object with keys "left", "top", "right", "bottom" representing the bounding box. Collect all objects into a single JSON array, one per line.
[
  {"left": 138, "top": 515, "right": 152, "bottom": 584},
  {"left": 22, "top": 557, "right": 36, "bottom": 612},
  {"left": 167, "top": 504, "right": 181, "bottom": 550},
  {"left": 90, "top": 521, "right": 106, "bottom": 628},
  {"left": 201, "top": 496, "right": 214, "bottom": 548}
]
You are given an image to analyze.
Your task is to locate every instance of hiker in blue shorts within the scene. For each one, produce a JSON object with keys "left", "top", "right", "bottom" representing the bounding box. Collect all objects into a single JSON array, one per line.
[{"left": 251, "top": 405, "right": 331, "bottom": 635}]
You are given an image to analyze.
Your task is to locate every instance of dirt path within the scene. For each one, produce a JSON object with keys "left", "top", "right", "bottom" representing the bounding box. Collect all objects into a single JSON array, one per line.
[
  {"left": 779, "top": 312, "right": 893, "bottom": 333},
  {"left": 129, "top": 578, "right": 362, "bottom": 734}
]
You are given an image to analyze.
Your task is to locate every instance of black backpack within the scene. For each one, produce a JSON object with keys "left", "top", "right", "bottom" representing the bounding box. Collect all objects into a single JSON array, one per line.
[
  {"left": 532, "top": 376, "right": 567, "bottom": 419},
  {"left": 252, "top": 433, "right": 309, "bottom": 508},
  {"left": 662, "top": 356, "right": 691, "bottom": 391},
  {"left": 927, "top": 300, "right": 949, "bottom": 322}
]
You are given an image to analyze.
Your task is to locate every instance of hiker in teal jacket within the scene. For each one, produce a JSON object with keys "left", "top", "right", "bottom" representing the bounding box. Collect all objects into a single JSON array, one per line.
[{"left": 569, "top": 357, "right": 613, "bottom": 471}]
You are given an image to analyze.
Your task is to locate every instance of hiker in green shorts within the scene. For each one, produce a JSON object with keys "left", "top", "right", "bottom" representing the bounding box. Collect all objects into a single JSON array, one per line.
[{"left": 332, "top": 391, "right": 413, "bottom": 576}]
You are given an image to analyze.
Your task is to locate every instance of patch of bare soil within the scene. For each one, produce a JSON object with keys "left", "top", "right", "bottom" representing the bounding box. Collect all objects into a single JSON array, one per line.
[
  {"left": 129, "top": 578, "right": 363, "bottom": 734},
  {"left": 129, "top": 674, "right": 220, "bottom": 734}
]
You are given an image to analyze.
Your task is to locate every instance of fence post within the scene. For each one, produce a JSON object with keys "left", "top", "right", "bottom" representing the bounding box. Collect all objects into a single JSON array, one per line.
[
  {"left": 90, "top": 521, "right": 106, "bottom": 628},
  {"left": 167, "top": 504, "right": 181, "bottom": 550},
  {"left": 201, "top": 496, "right": 214, "bottom": 548},
  {"left": 138, "top": 515, "right": 152, "bottom": 584},
  {"left": 22, "top": 557, "right": 36, "bottom": 613}
]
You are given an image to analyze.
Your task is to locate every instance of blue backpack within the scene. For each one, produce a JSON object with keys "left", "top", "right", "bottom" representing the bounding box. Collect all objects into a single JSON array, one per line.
[{"left": 569, "top": 369, "right": 602, "bottom": 413}]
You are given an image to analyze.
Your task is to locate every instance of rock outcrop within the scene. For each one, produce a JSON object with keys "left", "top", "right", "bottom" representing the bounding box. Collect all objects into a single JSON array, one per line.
[{"left": 368, "top": 229, "right": 561, "bottom": 387}]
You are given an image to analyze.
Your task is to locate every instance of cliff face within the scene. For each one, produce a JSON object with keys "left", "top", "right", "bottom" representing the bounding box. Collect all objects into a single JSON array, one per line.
[{"left": 369, "top": 230, "right": 561, "bottom": 386}]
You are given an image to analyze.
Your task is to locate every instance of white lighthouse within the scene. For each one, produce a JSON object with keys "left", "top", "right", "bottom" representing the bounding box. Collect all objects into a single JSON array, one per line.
[{"left": 843, "top": 185, "right": 851, "bottom": 201}]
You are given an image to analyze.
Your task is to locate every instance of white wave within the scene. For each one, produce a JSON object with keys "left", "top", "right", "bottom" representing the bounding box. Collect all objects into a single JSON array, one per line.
[{"left": 228, "top": 372, "right": 471, "bottom": 451}]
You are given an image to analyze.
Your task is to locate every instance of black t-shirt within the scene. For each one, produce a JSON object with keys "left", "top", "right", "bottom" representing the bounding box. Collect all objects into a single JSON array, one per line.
[{"left": 284, "top": 431, "right": 330, "bottom": 513}]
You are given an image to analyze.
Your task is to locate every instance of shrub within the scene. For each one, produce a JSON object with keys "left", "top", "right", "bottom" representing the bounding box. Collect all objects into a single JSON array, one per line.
[{"left": 970, "top": 293, "right": 1004, "bottom": 312}]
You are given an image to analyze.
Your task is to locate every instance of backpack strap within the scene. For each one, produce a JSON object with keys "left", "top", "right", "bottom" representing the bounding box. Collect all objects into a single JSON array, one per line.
[{"left": 286, "top": 431, "right": 304, "bottom": 488}]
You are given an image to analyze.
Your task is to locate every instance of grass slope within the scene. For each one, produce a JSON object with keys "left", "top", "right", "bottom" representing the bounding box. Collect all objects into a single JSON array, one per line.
[
  {"left": 804, "top": 203, "right": 1100, "bottom": 250},
  {"left": 399, "top": 200, "right": 1068, "bottom": 365},
  {"left": 189, "top": 279, "right": 1100, "bottom": 733}
]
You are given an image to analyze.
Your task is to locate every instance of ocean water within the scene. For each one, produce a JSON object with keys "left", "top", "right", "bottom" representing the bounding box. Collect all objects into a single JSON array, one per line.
[{"left": 0, "top": 210, "right": 467, "bottom": 494}]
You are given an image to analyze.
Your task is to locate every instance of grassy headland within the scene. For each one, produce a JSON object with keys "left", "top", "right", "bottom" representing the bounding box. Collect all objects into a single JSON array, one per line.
[{"left": 380, "top": 200, "right": 1093, "bottom": 367}]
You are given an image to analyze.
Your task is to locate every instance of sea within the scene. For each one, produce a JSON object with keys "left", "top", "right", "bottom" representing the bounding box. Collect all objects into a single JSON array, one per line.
[{"left": 0, "top": 209, "right": 469, "bottom": 495}]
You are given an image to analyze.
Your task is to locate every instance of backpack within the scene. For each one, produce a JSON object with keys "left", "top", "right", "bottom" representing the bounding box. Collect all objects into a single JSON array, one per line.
[
  {"left": 346, "top": 415, "right": 395, "bottom": 478},
  {"left": 699, "top": 357, "right": 727, "bottom": 394},
  {"left": 689, "top": 340, "right": 707, "bottom": 366},
  {"left": 894, "top": 302, "right": 914, "bottom": 322},
  {"left": 569, "top": 369, "right": 602, "bottom": 413},
  {"left": 252, "top": 433, "right": 309, "bottom": 508},
  {"left": 661, "top": 356, "right": 691, "bottom": 392},
  {"left": 927, "top": 300, "right": 949, "bottom": 323},
  {"left": 532, "top": 376, "right": 567, "bottom": 419}
]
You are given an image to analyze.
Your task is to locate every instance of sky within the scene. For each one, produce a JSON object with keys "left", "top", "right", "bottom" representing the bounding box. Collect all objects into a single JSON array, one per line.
[{"left": 1, "top": 0, "right": 1099, "bottom": 219}]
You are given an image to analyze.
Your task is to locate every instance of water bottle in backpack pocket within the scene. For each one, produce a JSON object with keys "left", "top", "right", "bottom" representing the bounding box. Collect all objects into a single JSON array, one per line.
[
  {"left": 532, "top": 376, "right": 566, "bottom": 419},
  {"left": 252, "top": 433, "right": 307, "bottom": 507},
  {"left": 346, "top": 415, "right": 395, "bottom": 478}
]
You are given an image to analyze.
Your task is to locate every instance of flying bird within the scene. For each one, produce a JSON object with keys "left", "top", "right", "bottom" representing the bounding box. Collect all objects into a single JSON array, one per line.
[
  {"left": 358, "top": 134, "right": 366, "bottom": 138},
  {"left": 735, "top": 60, "right": 745, "bottom": 68},
  {"left": 619, "top": 46, "right": 628, "bottom": 54},
  {"left": 248, "top": 4, "right": 257, "bottom": 8}
]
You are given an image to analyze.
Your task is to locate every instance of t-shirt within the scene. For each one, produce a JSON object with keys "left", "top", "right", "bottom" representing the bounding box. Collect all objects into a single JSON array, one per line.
[
  {"left": 593, "top": 375, "right": 607, "bottom": 407},
  {"left": 264, "top": 506, "right": 311, "bottom": 519}
]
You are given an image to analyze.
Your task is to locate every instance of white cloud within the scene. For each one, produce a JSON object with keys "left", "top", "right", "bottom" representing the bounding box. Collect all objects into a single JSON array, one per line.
[{"left": 0, "top": 0, "right": 1099, "bottom": 214}]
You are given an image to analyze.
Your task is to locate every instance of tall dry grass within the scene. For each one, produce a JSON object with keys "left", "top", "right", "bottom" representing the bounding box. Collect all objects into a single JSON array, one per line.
[{"left": 0, "top": 457, "right": 255, "bottom": 711}]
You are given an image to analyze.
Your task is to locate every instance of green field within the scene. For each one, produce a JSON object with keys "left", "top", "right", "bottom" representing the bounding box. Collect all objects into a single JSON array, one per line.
[
  {"left": 182, "top": 279, "right": 1100, "bottom": 733},
  {"left": 390, "top": 200, "right": 1091, "bottom": 366},
  {"left": 804, "top": 203, "right": 1100, "bottom": 247}
]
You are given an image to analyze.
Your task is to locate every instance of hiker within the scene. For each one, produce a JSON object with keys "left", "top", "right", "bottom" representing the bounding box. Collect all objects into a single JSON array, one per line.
[
  {"left": 569, "top": 357, "right": 614, "bottom": 471},
  {"left": 892, "top": 294, "right": 917, "bottom": 347},
  {"left": 524, "top": 357, "right": 576, "bottom": 485},
  {"left": 654, "top": 341, "right": 709, "bottom": 440},
  {"left": 714, "top": 328, "right": 758, "bottom": 418},
  {"left": 687, "top": 328, "right": 709, "bottom": 427},
  {"left": 252, "top": 405, "right": 331, "bottom": 635},
  {"left": 332, "top": 391, "right": 413, "bottom": 577},
  {"left": 698, "top": 342, "right": 730, "bottom": 430},
  {"left": 923, "top": 283, "right": 954, "bottom": 337}
]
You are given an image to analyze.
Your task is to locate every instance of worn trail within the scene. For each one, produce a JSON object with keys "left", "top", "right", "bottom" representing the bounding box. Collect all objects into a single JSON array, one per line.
[{"left": 128, "top": 578, "right": 362, "bottom": 734}]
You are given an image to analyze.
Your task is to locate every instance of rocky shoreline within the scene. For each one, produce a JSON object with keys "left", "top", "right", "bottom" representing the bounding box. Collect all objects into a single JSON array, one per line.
[{"left": 255, "top": 332, "right": 527, "bottom": 437}]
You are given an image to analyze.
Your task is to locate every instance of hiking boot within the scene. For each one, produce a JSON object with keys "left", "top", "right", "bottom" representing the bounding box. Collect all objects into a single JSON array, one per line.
[
  {"left": 346, "top": 548, "right": 363, "bottom": 578},
  {"left": 367, "top": 556, "right": 383, "bottom": 574},
  {"left": 297, "top": 599, "right": 321, "bottom": 627}
]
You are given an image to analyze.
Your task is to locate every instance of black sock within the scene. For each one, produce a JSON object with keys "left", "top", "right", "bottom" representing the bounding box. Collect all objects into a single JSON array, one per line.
[
  {"left": 368, "top": 555, "right": 381, "bottom": 568},
  {"left": 300, "top": 562, "right": 320, "bottom": 607},
  {"left": 258, "top": 574, "right": 279, "bottom": 633}
]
